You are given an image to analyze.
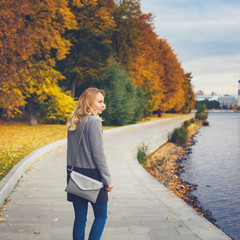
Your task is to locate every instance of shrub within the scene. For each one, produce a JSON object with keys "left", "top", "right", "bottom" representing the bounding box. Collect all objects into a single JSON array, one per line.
[
  {"left": 195, "top": 112, "right": 208, "bottom": 121},
  {"left": 137, "top": 144, "right": 147, "bottom": 168},
  {"left": 183, "top": 120, "right": 191, "bottom": 128},
  {"left": 169, "top": 127, "right": 188, "bottom": 146},
  {"left": 37, "top": 89, "right": 77, "bottom": 124},
  {"left": 196, "top": 103, "right": 206, "bottom": 113}
]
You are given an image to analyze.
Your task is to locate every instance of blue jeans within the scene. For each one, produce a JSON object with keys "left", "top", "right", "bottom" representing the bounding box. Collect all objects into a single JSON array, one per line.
[{"left": 72, "top": 200, "right": 108, "bottom": 240}]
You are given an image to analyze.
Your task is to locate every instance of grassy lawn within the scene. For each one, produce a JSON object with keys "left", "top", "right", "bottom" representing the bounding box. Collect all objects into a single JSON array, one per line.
[{"left": 0, "top": 113, "right": 180, "bottom": 181}]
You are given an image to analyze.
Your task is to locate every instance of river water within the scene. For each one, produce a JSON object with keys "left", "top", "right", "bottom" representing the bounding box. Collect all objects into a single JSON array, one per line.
[{"left": 181, "top": 113, "right": 240, "bottom": 240}]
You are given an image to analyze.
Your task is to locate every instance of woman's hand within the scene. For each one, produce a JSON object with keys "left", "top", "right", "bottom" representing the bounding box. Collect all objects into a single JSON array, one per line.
[{"left": 105, "top": 183, "right": 114, "bottom": 192}]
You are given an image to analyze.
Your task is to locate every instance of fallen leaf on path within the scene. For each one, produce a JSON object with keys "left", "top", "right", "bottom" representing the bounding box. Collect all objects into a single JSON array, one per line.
[
  {"left": 0, "top": 213, "right": 4, "bottom": 216},
  {"left": 208, "top": 228, "right": 212, "bottom": 231},
  {"left": 34, "top": 231, "right": 40, "bottom": 234},
  {"left": 5, "top": 198, "right": 13, "bottom": 202},
  {"left": 27, "top": 166, "right": 35, "bottom": 171},
  {"left": 19, "top": 229, "right": 24, "bottom": 232},
  {"left": 8, "top": 223, "right": 12, "bottom": 226},
  {"left": 52, "top": 218, "right": 58, "bottom": 221},
  {"left": 0, "top": 218, "right": 5, "bottom": 222},
  {"left": 179, "top": 225, "right": 183, "bottom": 227}
]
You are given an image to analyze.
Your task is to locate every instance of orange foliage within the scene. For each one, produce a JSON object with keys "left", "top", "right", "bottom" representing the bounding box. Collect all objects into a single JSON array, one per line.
[
  {"left": 131, "top": 13, "right": 187, "bottom": 113},
  {"left": 0, "top": 0, "right": 33, "bottom": 114},
  {"left": 0, "top": 0, "right": 77, "bottom": 117}
]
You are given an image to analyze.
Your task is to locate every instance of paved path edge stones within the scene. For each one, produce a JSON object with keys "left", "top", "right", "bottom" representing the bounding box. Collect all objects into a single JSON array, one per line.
[{"left": 0, "top": 139, "right": 67, "bottom": 206}]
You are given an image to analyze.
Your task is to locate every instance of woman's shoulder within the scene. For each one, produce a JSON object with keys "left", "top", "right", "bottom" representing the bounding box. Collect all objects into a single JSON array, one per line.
[{"left": 87, "top": 115, "right": 102, "bottom": 127}]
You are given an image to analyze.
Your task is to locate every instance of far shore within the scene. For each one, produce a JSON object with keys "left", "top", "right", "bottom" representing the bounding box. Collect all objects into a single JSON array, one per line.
[{"left": 191, "top": 109, "right": 240, "bottom": 113}]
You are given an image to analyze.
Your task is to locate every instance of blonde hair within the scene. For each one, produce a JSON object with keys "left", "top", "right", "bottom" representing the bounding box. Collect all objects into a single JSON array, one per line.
[{"left": 67, "top": 88, "right": 105, "bottom": 131}]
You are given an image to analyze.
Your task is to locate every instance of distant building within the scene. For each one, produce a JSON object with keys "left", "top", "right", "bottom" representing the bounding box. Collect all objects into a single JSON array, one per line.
[
  {"left": 218, "top": 95, "right": 235, "bottom": 109},
  {"left": 238, "top": 80, "right": 240, "bottom": 107},
  {"left": 196, "top": 91, "right": 219, "bottom": 102}
]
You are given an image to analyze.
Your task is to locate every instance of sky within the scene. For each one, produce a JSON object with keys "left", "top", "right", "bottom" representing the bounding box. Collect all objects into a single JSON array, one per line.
[{"left": 140, "top": 0, "right": 240, "bottom": 96}]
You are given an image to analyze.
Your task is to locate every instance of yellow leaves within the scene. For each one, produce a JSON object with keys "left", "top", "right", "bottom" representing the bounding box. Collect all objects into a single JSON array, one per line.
[
  {"left": 73, "top": 0, "right": 97, "bottom": 8},
  {"left": 27, "top": 166, "right": 35, "bottom": 172},
  {"left": 72, "top": 0, "right": 84, "bottom": 8},
  {"left": 0, "top": 218, "right": 5, "bottom": 222},
  {"left": 57, "top": 6, "right": 77, "bottom": 31},
  {"left": 0, "top": 122, "right": 67, "bottom": 180},
  {"left": 167, "top": 213, "right": 175, "bottom": 221}
]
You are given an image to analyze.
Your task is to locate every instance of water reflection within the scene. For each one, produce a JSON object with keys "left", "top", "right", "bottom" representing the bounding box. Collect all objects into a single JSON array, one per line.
[{"left": 181, "top": 113, "right": 240, "bottom": 240}]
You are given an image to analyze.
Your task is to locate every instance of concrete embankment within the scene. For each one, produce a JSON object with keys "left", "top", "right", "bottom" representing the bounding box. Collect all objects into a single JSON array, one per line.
[{"left": 0, "top": 114, "right": 231, "bottom": 240}]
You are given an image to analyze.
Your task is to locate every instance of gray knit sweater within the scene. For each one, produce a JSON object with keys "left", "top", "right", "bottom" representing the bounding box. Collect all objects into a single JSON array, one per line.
[{"left": 66, "top": 115, "right": 112, "bottom": 203}]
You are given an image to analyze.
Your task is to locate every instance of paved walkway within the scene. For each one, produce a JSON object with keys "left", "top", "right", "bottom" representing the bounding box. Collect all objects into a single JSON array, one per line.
[{"left": 0, "top": 115, "right": 231, "bottom": 240}]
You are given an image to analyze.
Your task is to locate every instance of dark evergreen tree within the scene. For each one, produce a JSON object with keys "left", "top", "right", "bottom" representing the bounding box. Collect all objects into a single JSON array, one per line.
[{"left": 100, "top": 64, "right": 146, "bottom": 125}]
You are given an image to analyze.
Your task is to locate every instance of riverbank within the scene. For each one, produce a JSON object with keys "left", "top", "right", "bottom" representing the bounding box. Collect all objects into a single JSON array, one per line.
[{"left": 143, "top": 121, "right": 218, "bottom": 225}]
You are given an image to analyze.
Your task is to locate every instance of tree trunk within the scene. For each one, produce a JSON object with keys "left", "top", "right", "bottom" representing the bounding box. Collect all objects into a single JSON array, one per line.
[
  {"left": 157, "top": 110, "right": 162, "bottom": 117},
  {"left": 70, "top": 76, "right": 77, "bottom": 98},
  {"left": 27, "top": 97, "right": 37, "bottom": 126}
]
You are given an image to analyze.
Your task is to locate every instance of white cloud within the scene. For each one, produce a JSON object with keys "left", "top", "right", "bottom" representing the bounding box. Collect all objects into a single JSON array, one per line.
[
  {"left": 183, "top": 54, "right": 240, "bottom": 74},
  {"left": 140, "top": 0, "right": 240, "bottom": 96},
  {"left": 182, "top": 54, "right": 240, "bottom": 96},
  {"left": 149, "top": 4, "right": 240, "bottom": 43}
]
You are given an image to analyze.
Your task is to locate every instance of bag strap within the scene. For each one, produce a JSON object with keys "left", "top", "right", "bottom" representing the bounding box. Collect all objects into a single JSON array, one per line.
[{"left": 70, "top": 117, "right": 87, "bottom": 171}]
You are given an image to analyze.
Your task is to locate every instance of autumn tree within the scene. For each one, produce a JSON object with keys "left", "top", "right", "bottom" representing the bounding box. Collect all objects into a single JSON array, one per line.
[
  {"left": 157, "top": 39, "right": 185, "bottom": 113},
  {"left": 130, "top": 13, "right": 165, "bottom": 113},
  {"left": 112, "top": 0, "right": 141, "bottom": 71},
  {"left": 131, "top": 12, "right": 189, "bottom": 114},
  {"left": 57, "top": 0, "right": 116, "bottom": 98},
  {"left": 0, "top": 0, "right": 77, "bottom": 125},
  {"left": 181, "top": 72, "right": 196, "bottom": 113},
  {"left": 0, "top": 0, "right": 34, "bottom": 118},
  {"left": 22, "top": 0, "right": 77, "bottom": 125}
]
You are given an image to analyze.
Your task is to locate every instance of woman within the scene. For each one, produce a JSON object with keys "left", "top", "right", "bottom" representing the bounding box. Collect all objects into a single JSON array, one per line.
[{"left": 66, "top": 88, "right": 113, "bottom": 240}]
